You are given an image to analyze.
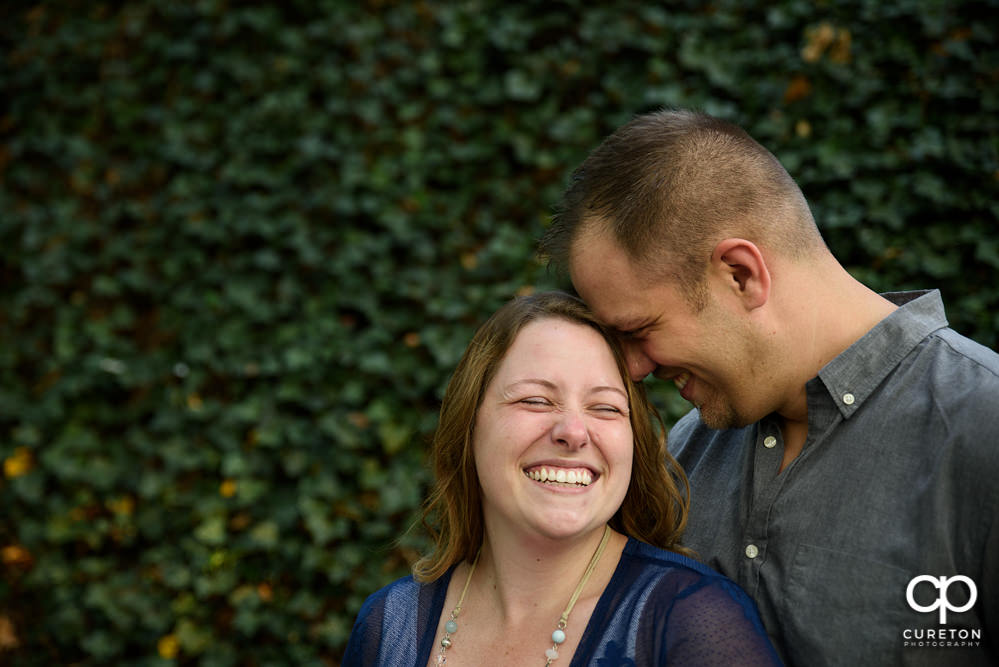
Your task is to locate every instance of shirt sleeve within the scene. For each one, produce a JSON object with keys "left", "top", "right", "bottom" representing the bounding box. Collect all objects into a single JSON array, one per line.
[
  {"left": 342, "top": 587, "right": 390, "bottom": 667},
  {"left": 983, "top": 503, "right": 999, "bottom": 662},
  {"left": 661, "top": 576, "right": 783, "bottom": 666}
]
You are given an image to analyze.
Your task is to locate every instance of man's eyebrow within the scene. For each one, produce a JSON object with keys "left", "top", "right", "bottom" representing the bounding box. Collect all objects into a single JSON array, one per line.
[{"left": 611, "top": 318, "right": 652, "bottom": 335}]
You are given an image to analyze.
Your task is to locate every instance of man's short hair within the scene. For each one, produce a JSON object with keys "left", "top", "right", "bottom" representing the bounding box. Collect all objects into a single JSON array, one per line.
[{"left": 541, "top": 109, "right": 826, "bottom": 307}]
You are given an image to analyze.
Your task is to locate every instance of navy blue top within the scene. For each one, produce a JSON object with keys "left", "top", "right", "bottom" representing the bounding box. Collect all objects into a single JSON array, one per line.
[{"left": 343, "top": 536, "right": 782, "bottom": 666}]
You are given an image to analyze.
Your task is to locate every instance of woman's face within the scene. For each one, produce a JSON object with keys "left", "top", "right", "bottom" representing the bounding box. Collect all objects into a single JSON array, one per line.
[{"left": 472, "top": 317, "right": 634, "bottom": 545}]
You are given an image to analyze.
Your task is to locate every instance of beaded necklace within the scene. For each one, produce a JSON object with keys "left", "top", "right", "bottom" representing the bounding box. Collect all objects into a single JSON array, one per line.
[{"left": 435, "top": 525, "right": 612, "bottom": 666}]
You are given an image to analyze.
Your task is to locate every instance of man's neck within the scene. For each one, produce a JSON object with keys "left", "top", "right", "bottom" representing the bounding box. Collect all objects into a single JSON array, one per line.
[
  {"left": 771, "top": 257, "right": 898, "bottom": 469},
  {"left": 779, "top": 417, "right": 809, "bottom": 472}
]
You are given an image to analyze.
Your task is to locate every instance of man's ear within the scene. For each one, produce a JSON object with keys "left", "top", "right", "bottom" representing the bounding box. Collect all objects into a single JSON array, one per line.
[{"left": 710, "top": 238, "right": 770, "bottom": 310}]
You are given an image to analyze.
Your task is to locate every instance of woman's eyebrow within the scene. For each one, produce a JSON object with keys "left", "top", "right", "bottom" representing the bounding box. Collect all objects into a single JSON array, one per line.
[
  {"left": 590, "top": 385, "right": 628, "bottom": 400},
  {"left": 507, "top": 378, "right": 556, "bottom": 389},
  {"left": 504, "top": 379, "right": 626, "bottom": 400}
]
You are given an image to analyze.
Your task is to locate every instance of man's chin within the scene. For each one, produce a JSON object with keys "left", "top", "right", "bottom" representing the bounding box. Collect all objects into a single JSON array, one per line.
[{"left": 696, "top": 403, "right": 748, "bottom": 430}]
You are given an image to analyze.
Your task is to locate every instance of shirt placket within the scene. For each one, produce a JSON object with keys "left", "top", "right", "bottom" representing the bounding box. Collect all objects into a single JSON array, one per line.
[
  {"left": 739, "top": 381, "right": 847, "bottom": 598},
  {"left": 740, "top": 418, "right": 785, "bottom": 593}
]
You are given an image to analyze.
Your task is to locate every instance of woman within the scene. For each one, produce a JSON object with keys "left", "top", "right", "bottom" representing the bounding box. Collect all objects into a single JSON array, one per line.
[{"left": 344, "top": 291, "right": 780, "bottom": 665}]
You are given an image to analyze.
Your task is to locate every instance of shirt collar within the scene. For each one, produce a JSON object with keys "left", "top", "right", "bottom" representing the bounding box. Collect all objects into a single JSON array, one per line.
[{"left": 816, "top": 290, "right": 948, "bottom": 418}]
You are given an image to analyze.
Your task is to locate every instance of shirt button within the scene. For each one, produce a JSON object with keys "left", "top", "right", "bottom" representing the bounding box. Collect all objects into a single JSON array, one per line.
[
  {"left": 745, "top": 544, "right": 760, "bottom": 559},
  {"left": 842, "top": 393, "right": 855, "bottom": 405},
  {"left": 763, "top": 436, "right": 777, "bottom": 449}
]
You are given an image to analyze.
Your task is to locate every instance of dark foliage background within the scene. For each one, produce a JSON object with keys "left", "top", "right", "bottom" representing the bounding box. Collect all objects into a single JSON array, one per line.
[{"left": 1, "top": 1, "right": 996, "bottom": 664}]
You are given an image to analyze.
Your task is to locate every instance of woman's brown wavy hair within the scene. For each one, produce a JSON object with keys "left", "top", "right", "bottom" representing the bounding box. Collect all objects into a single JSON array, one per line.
[{"left": 412, "top": 291, "right": 690, "bottom": 582}]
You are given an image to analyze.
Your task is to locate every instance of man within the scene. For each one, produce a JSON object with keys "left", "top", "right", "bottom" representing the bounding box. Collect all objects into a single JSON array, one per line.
[{"left": 539, "top": 109, "right": 999, "bottom": 666}]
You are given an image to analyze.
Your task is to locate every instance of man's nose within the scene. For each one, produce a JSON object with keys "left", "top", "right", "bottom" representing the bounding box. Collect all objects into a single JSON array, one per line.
[
  {"left": 623, "top": 340, "right": 657, "bottom": 382},
  {"left": 551, "top": 410, "right": 588, "bottom": 449}
]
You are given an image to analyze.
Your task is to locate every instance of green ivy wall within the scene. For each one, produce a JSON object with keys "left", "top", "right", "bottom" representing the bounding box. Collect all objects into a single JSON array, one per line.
[{"left": 1, "top": 1, "right": 997, "bottom": 664}]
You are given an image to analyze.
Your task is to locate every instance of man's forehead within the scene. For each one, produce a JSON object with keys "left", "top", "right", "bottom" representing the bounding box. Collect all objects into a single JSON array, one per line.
[
  {"left": 575, "top": 285, "right": 646, "bottom": 330},
  {"left": 569, "top": 230, "right": 632, "bottom": 289},
  {"left": 567, "top": 234, "right": 648, "bottom": 327},
  {"left": 569, "top": 220, "right": 619, "bottom": 261}
]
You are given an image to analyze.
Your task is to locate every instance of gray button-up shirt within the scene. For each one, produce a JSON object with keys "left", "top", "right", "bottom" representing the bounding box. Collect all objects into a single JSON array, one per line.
[{"left": 669, "top": 290, "right": 999, "bottom": 666}]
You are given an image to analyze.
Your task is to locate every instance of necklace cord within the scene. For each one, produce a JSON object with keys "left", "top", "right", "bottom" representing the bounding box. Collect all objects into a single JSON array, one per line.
[
  {"left": 452, "top": 549, "right": 480, "bottom": 616},
  {"left": 560, "top": 524, "right": 611, "bottom": 623},
  {"left": 436, "top": 524, "right": 613, "bottom": 666}
]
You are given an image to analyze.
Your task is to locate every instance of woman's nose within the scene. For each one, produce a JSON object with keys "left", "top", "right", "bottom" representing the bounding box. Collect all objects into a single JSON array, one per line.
[{"left": 551, "top": 410, "right": 588, "bottom": 449}]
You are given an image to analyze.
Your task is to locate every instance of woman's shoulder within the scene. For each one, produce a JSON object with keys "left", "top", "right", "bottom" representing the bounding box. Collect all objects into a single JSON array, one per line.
[
  {"left": 344, "top": 570, "right": 454, "bottom": 666},
  {"left": 601, "top": 539, "right": 781, "bottom": 665},
  {"left": 618, "top": 538, "right": 754, "bottom": 605},
  {"left": 622, "top": 537, "right": 728, "bottom": 580},
  {"left": 359, "top": 573, "right": 418, "bottom": 609},
  {"left": 357, "top": 570, "right": 449, "bottom": 619},
  {"left": 348, "top": 573, "right": 419, "bottom": 647}
]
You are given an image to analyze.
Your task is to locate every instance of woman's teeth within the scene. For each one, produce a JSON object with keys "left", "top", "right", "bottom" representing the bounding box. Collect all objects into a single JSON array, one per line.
[{"left": 525, "top": 467, "right": 593, "bottom": 486}]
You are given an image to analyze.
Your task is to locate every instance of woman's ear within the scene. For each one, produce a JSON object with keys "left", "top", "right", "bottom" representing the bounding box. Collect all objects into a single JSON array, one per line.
[{"left": 710, "top": 238, "right": 771, "bottom": 310}]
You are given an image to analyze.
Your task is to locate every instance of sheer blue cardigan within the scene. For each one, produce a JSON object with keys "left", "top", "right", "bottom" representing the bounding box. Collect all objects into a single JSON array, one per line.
[{"left": 344, "top": 537, "right": 782, "bottom": 666}]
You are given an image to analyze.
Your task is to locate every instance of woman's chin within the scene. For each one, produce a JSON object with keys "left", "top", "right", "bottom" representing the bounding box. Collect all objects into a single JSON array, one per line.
[{"left": 519, "top": 516, "right": 609, "bottom": 544}]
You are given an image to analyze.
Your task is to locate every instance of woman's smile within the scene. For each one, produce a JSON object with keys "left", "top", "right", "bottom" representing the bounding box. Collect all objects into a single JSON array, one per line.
[{"left": 524, "top": 465, "right": 596, "bottom": 487}]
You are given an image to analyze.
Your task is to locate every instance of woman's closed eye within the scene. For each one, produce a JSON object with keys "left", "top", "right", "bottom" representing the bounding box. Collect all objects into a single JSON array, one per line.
[
  {"left": 518, "top": 397, "right": 553, "bottom": 407},
  {"left": 515, "top": 397, "right": 627, "bottom": 415}
]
